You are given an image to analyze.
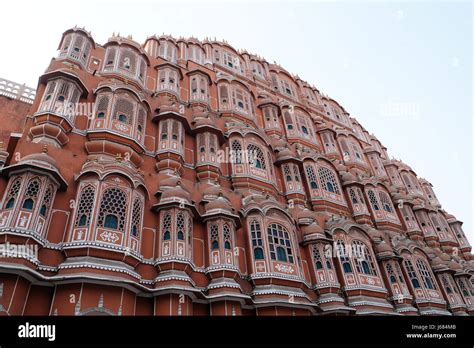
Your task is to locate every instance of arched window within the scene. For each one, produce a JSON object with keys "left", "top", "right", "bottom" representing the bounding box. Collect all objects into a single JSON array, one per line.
[
  {"left": 74, "top": 186, "right": 96, "bottom": 228},
  {"left": 247, "top": 144, "right": 266, "bottom": 169},
  {"left": 162, "top": 213, "right": 172, "bottom": 240},
  {"left": 276, "top": 246, "right": 287, "bottom": 262},
  {"left": 337, "top": 240, "right": 352, "bottom": 273},
  {"left": 250, "top": 220, "right": 264, "bottom": 260},
  {"left": 39, "top": 79, "right": 81, "bottom": 120},
  {"left": 318, "top": 167, "right": 340, "bottom": 194},
  {"left": 254, "top": 247, "right": 264, "bottom": 260},
  {"left": 305, "top": 165, "right": 318, "bottom": 189},
  {"left": 441, "top": 275, "right": 452, "bottom": 294},
  {"left": 104, "top": 215, "right": 118, "bottom": 229},
  {"left": 353, "top": 240, "right": 377, "bottom": 276},
  {"left": 457, "top": 278, "right": 472, "bottom": 297},
  {"left": 189, "top": 74, "right": 208, "bottom": 102},
  {"left": 158, "top": 40, "right": 177, "bottom": 63},
  {"left": 210, "top": 224, "right": 219, "bottom": 250},
  {"left": 296, "top": 114, "right": 315, "bottom": 140},
  {"left": 416, "top": 259, "right": 436, "bottom": 290},
  {"left": 312, "top": 247, "right": 323, "bottom": 269},
  {"left": 283, "top": 165, "right": 292, "bottom": 182},
  {"left": 97, "top": 187, "right": 127, "bottom": 231},
  {"left": 284, "top": 110, "right": 294, "bottom": 131},
  {"left": 188, "top": 44, "right": 205, "bottom": 64},
  {"left": 176, "top": 212, "right": 185, "bottom": 240},
  {"left": 312, "top": 244, "right": 333, "bottom": 271},
  {"left": 22, "top": 199, "right": 34, "bottom": 210},
  {"left": 404, "top": 259, "right": 421, "bottom": 288},
  {"left": 112, "top": 97, "right": 134, "bottom": 125},
  {"left": 3, "top": 178, "right": 22, "bottom": 210},
  {"left": 157, "top": 68, "right": 179, "bottom": 93},
  {"left": 379, "top": 191, "right": 394, "bottom": 213},
  {"left": 386, "top": 263, "right": 397, "bottom": 283},
  {"left": 231, "top": 140, "right": 242, "bottom": 164},
  {"left": 39, "top": 186, "right": 53, "bottom": 217},
  {"left": 95, "top": 94, "right": 110, "bottom": 119},
  {"left": 229, "top": 85, "right": 253, "bottom": 116},
  {"left": 131, "top": 197, "right": 142, "bottom": 237},
  {"left": 160, "top": 121, "right": 168, "bottom": 140},
  {"left": 22, "top": 179, "right": 40, "bottom": 211},
  {"left": 251, "top": 61, "right": 265, "bottom": 79},
  {"left": 367, "top": 190, "right": 380, "bottom": 211},
  {"left": 267, "top": 223, "right": 293, "bottom": 263},
  {"left": 223, "top": 224, "right": 232, "bottom": 250},
  {"left": 59, "top": 32, "right": 91, "bottom": 66},
  {"left": 219, "top": 84, "right": 229, "bottom": 108},
  {"left": 349, "top": 188, "right": 358, "bottom": 204}
]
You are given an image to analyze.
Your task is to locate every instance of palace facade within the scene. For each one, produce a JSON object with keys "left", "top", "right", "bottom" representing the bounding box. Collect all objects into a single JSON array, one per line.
[{"left": 0, "top": 27, "right": 472, "bottom": 316}]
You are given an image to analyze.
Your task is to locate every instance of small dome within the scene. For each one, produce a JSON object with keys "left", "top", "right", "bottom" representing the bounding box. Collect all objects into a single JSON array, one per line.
[
  {"left": 21, "top": 147, "right": 58, "bottom": 168},
  {"left": 257, "top": 96, "right": 274, "bottom": 106},
  {"left": 161, "top": 182, "right": 191, "bottom": 202},
  {"left": 376, "top": 241, "right": 393, "bottom": 254},
  {"left": 334, "top": 162, "right": 347, "bottom": 172},
  {"left": 276, "top": 147, "right": 296, "bottom": 161},
  {"left": 430, "top": 257, "right": 445, "bottom": 267},
  {"left": 270, "top": 137, "right": 287, "bottom": 150},
  {"left": 206, "top": 194, "right": 233, "bottom": 212},
  {"left": 448, "top": 260, "right": 461, "bottom": 271},
  {"left": 193, "top": 117, "right": 214, "bottom": 128},
  {"left": 366, "top": 227, "right": 382, "bottom": 240},
  {"left": 301, "top": 221, "right": 324, "bottom": 236},
  {"left": 340, "top": 171, "right": 356, "bottom": 183},
  {"left": 159, "top": 175, "right": 180, "bottom": 189},
  {"left": 439, "top": 253, "right": 451, "bottom": 262},
  {"left": 202, "top": 184, "right": 222, "bottom": 197},
  {"left": 297, "top": 208, "right": 317, "bottom": 221}
]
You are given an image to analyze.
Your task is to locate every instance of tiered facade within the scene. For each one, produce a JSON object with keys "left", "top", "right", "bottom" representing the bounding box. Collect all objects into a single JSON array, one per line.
[{"left": 0, "top": 27, "right": 472, "bottom": 316}]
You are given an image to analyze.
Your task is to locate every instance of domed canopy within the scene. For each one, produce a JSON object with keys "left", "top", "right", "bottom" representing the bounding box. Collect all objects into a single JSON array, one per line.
[
  {"left": 276, "top": 147, "right": 297, "bottom": 162},
  {"left": 206, "top": 193, "right": 233, "bottom": 213},
  {"left": 430, "top": 257, "right": 446, "bottom": 267},
  {"left": 447, "top": 260, "right": 461, "bottom": 271},
  {"left": 301, "top": 221, "right": 324, "bottom": 236},
  {"left": 160, "top": 181, "right": 191, "bottom": 203},
  {"left": 376, "top": 240, "right": 393, "bottom": 254},
  {"left": 202, "top": 184, "right": 222, "bottom": 198},
  {"left": 21, "top": 151, "right": 58, "bottom": 167},
  {"left": 2, "top": 146, "right": 68, "bottom": 190},
  {"left": 339, "top": 171, "right": 356, "bottom": 183}
]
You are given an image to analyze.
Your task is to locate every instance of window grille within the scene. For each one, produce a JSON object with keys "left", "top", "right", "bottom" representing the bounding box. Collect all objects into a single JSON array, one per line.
[
  {"left": 74, "top": 186, "right": 95, "bottom": 227},
  {"left": 267, "top": 223, "right": 293, "bottom": 263},
  {"left": 97, "top": 187, "right": 127, "bottom": 231}
]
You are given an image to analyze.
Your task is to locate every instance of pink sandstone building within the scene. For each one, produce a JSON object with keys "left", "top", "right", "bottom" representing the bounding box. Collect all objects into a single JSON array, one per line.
[{"left": 0, "top": 27, "right": 472, "bottom": 316}]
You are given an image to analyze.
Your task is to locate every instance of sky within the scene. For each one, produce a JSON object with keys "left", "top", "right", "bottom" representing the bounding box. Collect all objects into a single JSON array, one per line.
[{"left": 1, "top": 0, "right": 472, "bottom": 244}]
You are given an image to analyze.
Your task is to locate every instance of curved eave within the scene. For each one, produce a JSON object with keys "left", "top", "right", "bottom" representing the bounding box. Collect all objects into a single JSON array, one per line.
[
  {"left": 39, "top": 70, "right": 89, "bottom": 97},
  {"left": 1, "top": 162, "right": 68, "bottom": 191},
  {"left": 74, "top": 168, "right": 150, "bottom": 199},
  {"left": 186, "top": 69, "right": 213, "bottom": 85},
  {"left": 201, "top": 210, "right": 242, "bottom": 228},
  {"left": 191, "top": 124, "right": 226, "bottom": 144},
  {"left": 152, "top": 111, "right": 192, "bottom": 133},
  {"left": 58, "top": 27, "right": 96, "bottom": 49},
  {"left": 154, "top": 62, "right": 184, "bottom": 79},
  {"left": 103, "top": 40, "right": 151, "bottom": 65},
  {"left": 151, "top": 200, "right": 200, "bottom": 217}
]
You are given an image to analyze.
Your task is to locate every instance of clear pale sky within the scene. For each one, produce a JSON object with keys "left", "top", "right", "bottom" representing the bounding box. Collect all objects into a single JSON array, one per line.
[{"left": 1, "top": 0, "right": 472, "bottom": 244}]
